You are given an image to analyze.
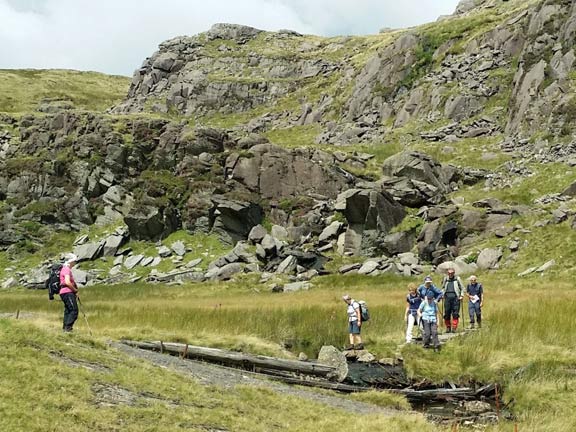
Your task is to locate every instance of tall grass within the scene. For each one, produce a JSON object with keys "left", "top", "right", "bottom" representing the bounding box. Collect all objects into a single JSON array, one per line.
[
  {"left": 2, "top": 273, "right": 576, "bottom": 430},
  {"left": 0, "top": 319, "right": 430, "bottom": 432}
]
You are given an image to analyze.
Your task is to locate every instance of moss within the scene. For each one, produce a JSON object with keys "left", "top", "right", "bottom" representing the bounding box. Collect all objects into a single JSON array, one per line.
[
  {"left": 14, "top": 200, "right": 58, "bottom": 218},
  {"left": 4, "top": 156, "right": 46, "bottom": 176}
]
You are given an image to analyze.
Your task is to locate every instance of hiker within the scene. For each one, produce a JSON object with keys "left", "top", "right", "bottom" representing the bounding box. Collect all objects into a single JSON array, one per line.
[
  {"left": 418, "top": 292, "right": 441, "bottom": 352},
  {"left": 59, "top": 253, "right": 79, "bottom": 332},
  {"left": 342, "top": 294, "right": 363, "bottom": 350},
  {"left": 417, "top": 276, "right": 443, "bottom": 302},
  {"left": 441, "top": 268, "right": 464, "bottom": 333},
  {"left": 404, "top": 283, "right": 422, "bottom": 344},
  {"left": 466, "top": 275, "right": 484, "bottom": 328}
]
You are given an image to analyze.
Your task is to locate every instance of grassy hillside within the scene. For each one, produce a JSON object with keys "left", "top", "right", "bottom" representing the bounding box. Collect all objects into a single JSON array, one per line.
[{"left": 0, "top": 69, "right": 130, "bottom": 113}]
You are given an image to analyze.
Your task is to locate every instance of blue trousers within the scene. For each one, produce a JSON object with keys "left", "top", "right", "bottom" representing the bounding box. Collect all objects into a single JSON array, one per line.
[{"left": 468, "top": 301, "right": 481, "bottom": 324}]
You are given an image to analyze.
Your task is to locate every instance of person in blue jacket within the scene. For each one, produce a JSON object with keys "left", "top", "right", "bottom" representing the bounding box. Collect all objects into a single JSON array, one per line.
[
  {"left": 418, "top": 292, "right": 441, "bottom": 352},
  {"left": 417, "top": 276, "right": 443, "bottom": 302},
  {"left": 466, "top": 275, "right": 484, "bottom": 328}
]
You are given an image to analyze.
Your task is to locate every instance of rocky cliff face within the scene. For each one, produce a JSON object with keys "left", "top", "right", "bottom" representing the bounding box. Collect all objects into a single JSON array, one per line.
[
  {"left": 113, "top": 1, "right": 576, "bottom": 142},
  {"left": 3, "top": 0, "right": 576, "bottom": 287}
]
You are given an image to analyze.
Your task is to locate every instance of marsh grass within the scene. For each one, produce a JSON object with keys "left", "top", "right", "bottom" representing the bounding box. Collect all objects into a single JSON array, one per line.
[
  {"left": 0, "top": 319, "right": 430, "bottom": 432},
  {"left": 2, "top": 273, "right": 576, "bottom": 430}
]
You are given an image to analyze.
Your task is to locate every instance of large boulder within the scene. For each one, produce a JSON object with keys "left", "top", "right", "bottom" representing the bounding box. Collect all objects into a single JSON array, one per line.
[
  {"left": 209, "top": 196, "right": 264, "bottom": 244},
  {"left": 317, "top": 345, "right": 348, "bottom": 382},
  {"left": 476, "top": 247, "right": 503, "bottom": 270},
  {"left": 335, "top": 188, "right": 405, "bottom": 255},
  {"left": 382, "top": 152, "right": 455, "bottom": 205},
  {"left": 124, "top": 204, "right": 180, "bottom": 241},
  {"left": 225, "top": 144, "right": 352, "bottom": 200}
]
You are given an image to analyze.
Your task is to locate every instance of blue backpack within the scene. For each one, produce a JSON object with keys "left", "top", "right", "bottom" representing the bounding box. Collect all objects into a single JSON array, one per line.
[{"left": 358, "top": 300, "right": 370, "bottom": 322}]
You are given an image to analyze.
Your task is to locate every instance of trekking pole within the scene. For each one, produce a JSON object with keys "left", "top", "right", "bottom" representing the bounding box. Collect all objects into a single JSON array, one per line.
[{"left": 77, "top": 297, "right": 93, "bottom": 336}]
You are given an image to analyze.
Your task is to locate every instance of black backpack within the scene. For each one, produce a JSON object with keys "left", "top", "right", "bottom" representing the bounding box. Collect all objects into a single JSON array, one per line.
[{"left": 46, "top": 263, "right": 63, "bottom": 300}]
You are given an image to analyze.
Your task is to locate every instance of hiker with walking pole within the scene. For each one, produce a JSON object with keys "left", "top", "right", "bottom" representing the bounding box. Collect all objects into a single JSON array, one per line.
[
  {"left": 59, "top": 253, "right": 80, "bottom": 333},
  {"left": 440, "top": 268, "right": 464, "bottom": 333},
  {"left": 466, "top": 275, "right": 484, "bottom": 329}
]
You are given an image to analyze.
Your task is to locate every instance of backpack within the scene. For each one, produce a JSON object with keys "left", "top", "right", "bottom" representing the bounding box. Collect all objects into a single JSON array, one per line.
[
  {"left": 357, "top": 300, "right": 370, "bottom": 322},
  {"left": 46, "top": 263, "right": 63, "bottom": 300}
]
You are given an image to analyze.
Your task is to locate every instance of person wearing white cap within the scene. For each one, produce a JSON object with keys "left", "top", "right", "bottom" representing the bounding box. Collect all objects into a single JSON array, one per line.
[
  {"left": 59, "top": 253, "right": 79, "bottom": 332},
  {"left": 342, "top": 294, "right": 364, "bottom": 350}
]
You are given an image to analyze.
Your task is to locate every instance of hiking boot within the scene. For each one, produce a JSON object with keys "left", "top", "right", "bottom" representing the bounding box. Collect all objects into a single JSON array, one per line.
[
  {"left": 344, "top": 344, "right": 354, "bottom": 351},
  {"left": 469, "top": 323, "right": 475, "bottom": 329},
  {"left": 423, "top": 344, "right": 430, "bottom": 349},
  {"left": 446, "top": 328, "right": 452, "bottom": 334},
  {"left": 354, "top": 343, "right": 365, "bottom": 350}
]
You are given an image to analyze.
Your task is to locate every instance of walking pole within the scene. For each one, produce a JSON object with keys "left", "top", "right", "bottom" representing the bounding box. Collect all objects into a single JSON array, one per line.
[{"left": 77, "top": 297, "right": 93, "bottom": 336}]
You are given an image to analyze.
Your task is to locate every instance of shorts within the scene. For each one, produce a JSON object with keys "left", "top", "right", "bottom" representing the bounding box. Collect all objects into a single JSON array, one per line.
[{"left": 348, "top": 321, "right": 361, "bottom": 335}]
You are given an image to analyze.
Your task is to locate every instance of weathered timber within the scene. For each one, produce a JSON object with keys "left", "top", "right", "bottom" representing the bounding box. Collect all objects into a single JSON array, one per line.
[
  {"left": 122, "top": 340, "right": 339, "bottom": 380},
  {"left": 391, "top": 387, "right": 478, "bottom": 402}
]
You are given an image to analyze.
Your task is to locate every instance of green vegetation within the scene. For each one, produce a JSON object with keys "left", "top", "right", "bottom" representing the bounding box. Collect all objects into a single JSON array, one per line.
[
  {"left": 0, "top": 69, "right": 130, "bottom": 113},
  {"left": 2, "top": 273, "right": 576, "bottom": 430},
  {"left": 265, "top": 125, "right": 321, "bottom": 148},
  {"left": 0, "top": 319, "right": 427, "bottom": 432}
]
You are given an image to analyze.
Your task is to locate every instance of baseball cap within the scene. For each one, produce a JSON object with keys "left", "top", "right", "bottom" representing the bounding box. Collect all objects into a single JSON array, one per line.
[
  {"left": 424, "top": 276, "right": 432, "bottom": 283},
  {"left": 342, "top": 294, "right": 351, "bottom": 301}
]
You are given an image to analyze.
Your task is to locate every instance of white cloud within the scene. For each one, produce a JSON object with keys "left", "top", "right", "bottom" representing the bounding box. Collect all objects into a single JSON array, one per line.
[{"left": 0, "top": 0, "right": 460, "bottom": 76}]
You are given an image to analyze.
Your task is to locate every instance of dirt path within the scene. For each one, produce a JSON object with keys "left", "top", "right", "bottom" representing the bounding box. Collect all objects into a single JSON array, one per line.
[{"left": 113, "top": 342, "right": 411, "bottom": 416}]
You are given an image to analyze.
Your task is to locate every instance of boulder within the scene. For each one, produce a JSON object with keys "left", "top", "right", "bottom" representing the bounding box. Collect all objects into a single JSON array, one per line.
[
  {"left": 382, "top": 231, "right": 416, "bottom": 256},
  {"left": 339, "top": 263, "right": 361, "bottom": 274},
  {"left": 225, "top": 144, "right": 351, "bottom": 201},
  {"left": 476, "top": 248, "right": 503, "bottom": 270},
  {"left": 271, "top": 225, "right": 289, "bottom": 242},
  {"left": 317, "top": 345, "right": 348, "bottom": 382},
  {"left": 382, "top": 151, "right": 454, "bottom": 199},
  {"left": 180, "top": 127, "right": 231, "bottom": 155},
  {"left": 124, "top": 204, "right": 180, "bottom": 241},
  {"left": 157, "top": 246, "right": 172, "bottom": 258},
  {"left": 276, "top": 255, "right": 298, "bottom": 274},
  {"left": 73, "top": 241, "right": 104, "bottom": 262},
  {"left": 71, "top": 268, "right": 88, "bottom": 286},
  {"left": 1, "top": 277, "right": 18, "bottom": 289},
  {"left": 248, "top": 224, "right": 267, "bottom": 244},
  {"left": 209, "top": 196, "right": 264, "bottom": 245},
  {"left": 358, "top": 260, "right": 380, "bottom": 275},
  {"left": 283, "top": 281, "right": 310, "bottom": 292},
  {"left": 171, "top": 240, "right": 187, "bottom": 256},
  {"left": 318, "top": 221, "right": 344, "bottom": 244},
  {"left": 536, "top": 259, "right": 555, "bottom": 273},
  {"left": 124, "top": 254, "right": 144, "bottom": 270},
  {"left": 205, "top": 263, "right": 243, "bottom": 281},
  {"left": 102, "top": 235, "right": 125, "bottom": 257},
  {"left": 335, "top": 188, "right": 405, "bottom": 255}
]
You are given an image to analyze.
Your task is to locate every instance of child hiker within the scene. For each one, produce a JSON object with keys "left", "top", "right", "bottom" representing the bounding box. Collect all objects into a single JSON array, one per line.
[{"left": 405, "top": 283, "right": 422, "bottom": 344}]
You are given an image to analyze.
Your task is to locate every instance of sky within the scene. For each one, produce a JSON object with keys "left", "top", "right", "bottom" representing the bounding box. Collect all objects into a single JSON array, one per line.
[{"left": 0, "top": 0, "right": 461, "bottom": 76}]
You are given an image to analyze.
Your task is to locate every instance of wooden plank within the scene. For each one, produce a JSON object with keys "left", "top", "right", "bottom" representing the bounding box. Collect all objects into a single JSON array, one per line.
[{"left": 122, "top": 340, "right": 337, "bottom": 379}]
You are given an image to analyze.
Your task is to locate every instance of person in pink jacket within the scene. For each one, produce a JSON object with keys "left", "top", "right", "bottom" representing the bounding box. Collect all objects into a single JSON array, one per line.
[{"left": 59, "top": 254, "right": 79, "bottom": 332}]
